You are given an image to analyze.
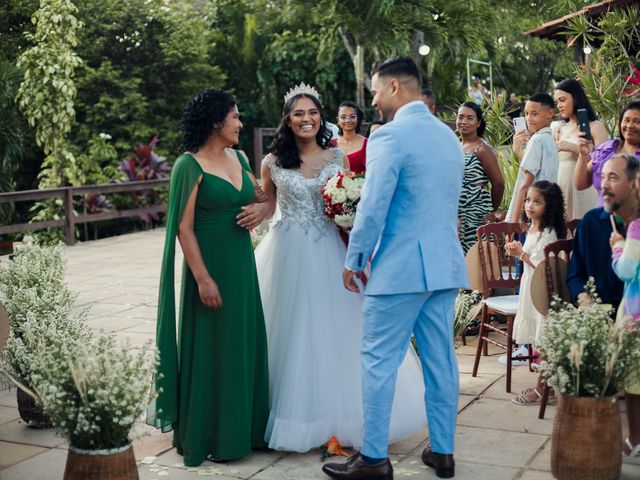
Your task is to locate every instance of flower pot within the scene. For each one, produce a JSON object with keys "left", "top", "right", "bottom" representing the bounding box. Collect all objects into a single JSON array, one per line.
[
  {"left": 551, "top": 393, "right": 621, "bottom": 480},
  {"left": 16, "top": 387, "right": 53, "bottom": 429},
  {"left": 63, "top": 443, "right": 139, "bottom": 480}
]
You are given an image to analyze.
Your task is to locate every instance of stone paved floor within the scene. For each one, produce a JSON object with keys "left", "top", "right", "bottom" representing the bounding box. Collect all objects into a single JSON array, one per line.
[{"left": 1, "top": 229, "right": 639, "bottom": 479}]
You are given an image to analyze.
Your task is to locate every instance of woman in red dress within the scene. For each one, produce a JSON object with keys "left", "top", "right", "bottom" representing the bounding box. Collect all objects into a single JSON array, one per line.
[{"left": 335, "top": 101, "right": 367, "bottom": 174}]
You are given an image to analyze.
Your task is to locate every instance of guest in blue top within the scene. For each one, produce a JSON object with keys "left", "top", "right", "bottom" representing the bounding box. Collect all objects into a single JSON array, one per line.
[{"left": 567, "top": 154, "right": 640, "bottom": 308}]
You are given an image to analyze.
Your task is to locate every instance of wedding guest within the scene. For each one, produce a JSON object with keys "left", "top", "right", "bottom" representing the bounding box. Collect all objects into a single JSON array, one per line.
[
  {"left": 506, "top": 93, "right": 521, "bottom": 120},
  {"left": 469, "top": 73, "right": 486, "bottom": 105},
  {"left": 506, "top": 181, "right": 567, "bottom": 405},
  {"left": 610, "top": 156, "right": 640, "bottom": 457},
  {"left": 149, "top": 89, "right": 269, "bottom": 466},
  {"left": 336, "top": 100, "right": 367, "bottom": 174},
  {"left": 421, "top": 88, "right": 436, "bottom": 114},
  {"left": 575, "top": 100, "right": 640, "bottom": 204},
  {"left": 367, "top": 120, "right": 384, "bottom": 136},
  {"left": 554, "top": 78, "right": 609, "bottom": 220},
  {"left": 506, "top": 93, "right": 559, "bottom": 223},
  {"left": 456, "top": 101, "right": 504, "bottom": 253},
  {"left": 567, "top": 153, "right": 639, "bottom": 310}
]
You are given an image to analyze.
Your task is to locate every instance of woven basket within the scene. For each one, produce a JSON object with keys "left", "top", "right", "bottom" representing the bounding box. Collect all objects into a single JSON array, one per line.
[
  {"left": 64, "top": 443, "right": 138, "bottom": 480},
  {"left": 551, "top": 393, "right": 621, "bottom": 480},
  {"left": 16, "top": 387, "right": 53, "bottom": 429}
]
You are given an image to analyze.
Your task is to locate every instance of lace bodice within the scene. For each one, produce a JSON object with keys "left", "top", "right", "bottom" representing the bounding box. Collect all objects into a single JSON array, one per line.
[{"left": 263, "top": 150, "right": 344, "bottom": 236}]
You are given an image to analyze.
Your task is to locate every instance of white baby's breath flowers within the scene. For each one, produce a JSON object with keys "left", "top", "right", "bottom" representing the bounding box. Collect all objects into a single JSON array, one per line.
[{"left": 334, "top": 214, "right": 355, "bottom": 229}]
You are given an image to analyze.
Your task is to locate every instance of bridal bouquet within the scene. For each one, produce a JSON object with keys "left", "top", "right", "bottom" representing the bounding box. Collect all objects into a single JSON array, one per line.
[{"left": 321, "top": 172, "right": 365, "bottom": 231}]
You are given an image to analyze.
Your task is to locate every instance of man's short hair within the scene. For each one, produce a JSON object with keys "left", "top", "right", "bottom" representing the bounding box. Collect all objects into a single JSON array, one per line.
[
  {"left": 421, "top": 88, "right": 435, "bottom": 101},
  {"left": 527, "top": 92, "right": 554, "bottom": 109},
  {"left": 611, "top": 153, "right": 640, "bottom": 181},
  {"left": 373, "top": 57, "right": 420, "bottom": 84}
]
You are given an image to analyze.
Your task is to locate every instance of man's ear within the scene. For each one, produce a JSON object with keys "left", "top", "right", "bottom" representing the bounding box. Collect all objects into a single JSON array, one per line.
[{"left": 389, "top": 78, "right": 400, "bottom": 96}]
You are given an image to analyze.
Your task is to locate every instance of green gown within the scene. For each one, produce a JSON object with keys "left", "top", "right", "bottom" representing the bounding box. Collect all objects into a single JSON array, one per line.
[{"left": 147, "top": 152, "right": 269, "bottom": 467}]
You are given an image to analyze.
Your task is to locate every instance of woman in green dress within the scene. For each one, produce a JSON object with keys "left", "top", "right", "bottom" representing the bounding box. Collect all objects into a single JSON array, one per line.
[{"left": 147, "top": 89, "right": 269, "bottom": 466}]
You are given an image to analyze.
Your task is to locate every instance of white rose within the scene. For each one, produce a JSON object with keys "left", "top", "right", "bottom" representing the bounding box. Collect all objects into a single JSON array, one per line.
[
  {"left": 342, "top": 176, "right": 354, "bottom": 188},
  {"left": 334, "top": 214, "right": 354, "bottom": 229},
  {"left": 323, "top": 185, "right": 336, "bottom": 196},
  {"left": 331, "top": 189, "right": 347, "bottom": 204},
  {"left": 352, "top": 177, "right": 365, "bottom": 188},
  {"left": 346, "top": 185, "right": 361, "bottom": 201}
]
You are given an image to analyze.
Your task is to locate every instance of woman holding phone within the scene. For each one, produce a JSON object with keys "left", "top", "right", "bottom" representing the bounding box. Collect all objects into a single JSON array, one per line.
[
  {"left": 553, "top": 79, "right": 608, "bottom": 220},
  {"left": 574, "top": 101, "right": 640, "bottom": 205}
]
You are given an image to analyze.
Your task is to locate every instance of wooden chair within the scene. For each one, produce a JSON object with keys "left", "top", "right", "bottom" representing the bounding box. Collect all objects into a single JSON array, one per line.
[
  {"left": 538, "top": 238, "right": 574, "bottom": 419},
  {"left": 472, "top": 222, "right": 536, "bottom": 392},
  {"left": 483, "top": 211, "right": 507, "bottom": 224},
  {"left": 566, "top": 219, "right": 581, "bottom": 239}
]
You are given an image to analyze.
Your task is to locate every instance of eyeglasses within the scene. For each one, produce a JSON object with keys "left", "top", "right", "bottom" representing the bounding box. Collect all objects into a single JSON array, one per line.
[
  {"left": 338, "top": 114, "right": 358, "bottom": 121},
  {"left": 457, "top": 114, "right": 477, "bottom": 122}
]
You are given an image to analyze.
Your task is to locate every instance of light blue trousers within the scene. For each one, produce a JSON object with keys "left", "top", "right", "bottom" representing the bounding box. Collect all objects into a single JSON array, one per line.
[{"left": 360, "top": 288, "right": 459, "bottom": 458}]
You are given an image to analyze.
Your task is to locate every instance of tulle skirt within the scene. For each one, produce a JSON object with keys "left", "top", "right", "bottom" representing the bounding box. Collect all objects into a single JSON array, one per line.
[{"left": 254, "top": 219, "right": 427, "bottom": 452}]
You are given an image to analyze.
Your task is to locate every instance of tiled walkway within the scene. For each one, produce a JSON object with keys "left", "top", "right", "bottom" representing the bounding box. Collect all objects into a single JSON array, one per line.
[{"left": 1, "top": 229, "right": 639, "bottom": 479}]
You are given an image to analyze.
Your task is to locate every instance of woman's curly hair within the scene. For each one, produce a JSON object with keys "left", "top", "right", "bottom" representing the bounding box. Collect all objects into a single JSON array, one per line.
[
  {"left": 269, "top": 93, "right": 332, "bottom": 169},
  {"left": 180, "top": 89, "right": 236, "bottom": 152},
  {"left": 523, "top": 180, "right": 567, "bottom": 239}
]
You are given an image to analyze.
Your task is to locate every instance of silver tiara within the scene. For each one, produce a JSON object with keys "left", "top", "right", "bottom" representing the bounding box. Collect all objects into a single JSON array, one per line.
[{"left": 284, "top": 82, "right": 321, "bottom": 104}]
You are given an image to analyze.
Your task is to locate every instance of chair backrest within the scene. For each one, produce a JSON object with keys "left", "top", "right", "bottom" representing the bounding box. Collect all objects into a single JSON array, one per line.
[
  {"left": 543, "top": 239, "right": 574, "bottom": 304},
  {"left": 566, "top": 219, "right": 580, "bottom": 239},
  {"left": 476, "top": 222, "right": 525, "bottom": 297},
  {"left": 483, "top": 211, "right": 507, "bottom": 224}
]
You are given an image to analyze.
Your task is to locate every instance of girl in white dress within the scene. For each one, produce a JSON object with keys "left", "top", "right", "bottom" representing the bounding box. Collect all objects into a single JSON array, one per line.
[
  {"left": 505, "top": 180, "right": 567, "bottom": 405},
  {"left": 237, "top": 85, "right": 426, "bottom": 452}
]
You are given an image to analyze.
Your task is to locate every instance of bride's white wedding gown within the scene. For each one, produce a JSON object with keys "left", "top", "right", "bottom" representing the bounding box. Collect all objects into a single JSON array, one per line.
[{"left": 254, "top": 149, "right": 426, "bottom": 452}]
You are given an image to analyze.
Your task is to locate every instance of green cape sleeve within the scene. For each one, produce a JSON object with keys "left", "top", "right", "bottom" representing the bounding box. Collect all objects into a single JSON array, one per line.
[{"left": 147, "top": 153, "right": 201, "bottom": 431}]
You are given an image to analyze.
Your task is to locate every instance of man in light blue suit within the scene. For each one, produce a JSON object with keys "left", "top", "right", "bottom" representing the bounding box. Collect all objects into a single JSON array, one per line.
[{"left": 323, "top": 58, "right": 469, "bottom": 480}]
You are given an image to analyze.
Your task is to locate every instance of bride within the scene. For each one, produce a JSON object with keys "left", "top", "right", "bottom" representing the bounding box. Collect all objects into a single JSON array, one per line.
[{"left": 237, "top": 84, "right": 426, "bottom": 453}]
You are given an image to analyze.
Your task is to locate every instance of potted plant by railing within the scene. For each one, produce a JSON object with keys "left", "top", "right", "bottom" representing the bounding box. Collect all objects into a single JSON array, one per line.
[
  {"left": 0, "top": 242, "right": 89, "bottom": 428},
  {"left": 29, "top": 332, "right": 158, "bottom": 480},
  {"left": 539, "top": 280, "right": 640, "bottom": 480}
]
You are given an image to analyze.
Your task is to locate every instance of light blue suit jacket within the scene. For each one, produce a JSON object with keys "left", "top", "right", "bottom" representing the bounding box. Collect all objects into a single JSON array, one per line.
[{"left": 345, "top": 101, "right": 469, "bottom": 295}]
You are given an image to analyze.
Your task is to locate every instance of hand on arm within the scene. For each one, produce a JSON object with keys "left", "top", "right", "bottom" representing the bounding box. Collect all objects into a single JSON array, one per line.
[
  {"left": 178, "top": 182, "right": 222, "bottom": 309},
  {"left": 236, "top": 162, "right": 277, "bottom": 229},
  {"left": 477, "top": 143, "right": 504, "bottom": 211}
]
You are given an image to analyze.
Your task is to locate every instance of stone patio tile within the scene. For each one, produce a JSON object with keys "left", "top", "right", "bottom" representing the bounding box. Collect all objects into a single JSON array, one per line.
[
  {"left": 133, "top": 429, "right": 174, "bottom": 460},
  {"left": 154, "top": 447, "right": 284, "bottom": 477},
  {"left": 457, "top": 398, "right": 554, "bottom": 435},
  {"left": 455, "top": 425, "right": 547, "bottom": 468},
  {"left": 458, "top": 394, "right": 477, "bottom": 412},
  {"left": 482, "top": 370, "right": 544, "bottom": 401},
  {"left": 81, "top": 302, "right": 138, "bottom": 318},
  {"left": 123, "top": 320, "right": 157, "bottom": 334},
  {"left": 526, "top": 437, "right": 551, "bottom": 471},
  {"left": 519, "top": 471, "right": 555, "bottom": 480},
  {"left": 115, "top": 331, "right": 155, "bottom": 347},
  {"left": 0, "top": 420, "right": 66, "bottom": 448},
  {"left": 459, "top": 372, "right": 501, "bottom": 396},
  {"left": 88, "top": 316, "right": 148, "bottom": 332},
  {"left": 622, "top": 461, "right": 640, "bottom": 479},
  {"left": 0, "top": 405, "right": 20, "bottom": 424},
  {"left": 0, "top": 387, "right": 17, "bottom": 407},
  {"left": 123, "top": 305, "right": 159, "bottom": 320},
  {"left": 457, "top": 352, "right": 512, "bottom": 376},
  {"left": 398, "top": 455, "right": 520, "bottom": 480},
  {"left": 0, "top": 441, "right": 47, "bottom": 469},
  {"left": 1, "top": 448, "right": 68, "bottom": 480},
  {"left": 138, "top": 464, "right": 242, "bottom": 479},
  {"left": 74, "top": 288, "right": 122, "bottom": 306},
  {"left": 388, "top": 427, "right": 428, "bottom": 455}
]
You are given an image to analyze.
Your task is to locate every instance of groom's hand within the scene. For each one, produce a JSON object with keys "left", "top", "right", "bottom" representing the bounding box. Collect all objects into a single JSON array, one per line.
[{"left": 343, "top": 268, "right": 360, "bottom": 292}]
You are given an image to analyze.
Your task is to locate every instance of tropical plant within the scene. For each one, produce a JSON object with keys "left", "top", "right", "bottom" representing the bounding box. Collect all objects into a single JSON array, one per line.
[
  {"left": 539, "top": 279, "right": 640, "bottom": 397},
  {"left": 453, "top": 290, "right": 483, "bottom": 343}
]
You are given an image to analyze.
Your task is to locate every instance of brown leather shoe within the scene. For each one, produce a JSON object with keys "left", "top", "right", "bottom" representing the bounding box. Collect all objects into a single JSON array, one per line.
[
  {"left": 422, "top": 447, "right": 455, "bottom": 478},
  {"left": 322, "top": 453, "right": 393, "bottom": 479}
]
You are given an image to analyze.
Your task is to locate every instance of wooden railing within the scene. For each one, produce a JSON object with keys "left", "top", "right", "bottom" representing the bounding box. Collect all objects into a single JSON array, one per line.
[{"left": 0, "top": 179, "right": 169, "bottom": 246}]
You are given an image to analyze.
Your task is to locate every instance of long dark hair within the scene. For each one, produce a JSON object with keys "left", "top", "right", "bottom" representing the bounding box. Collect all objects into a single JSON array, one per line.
[
  {"left": 459, "top": 101, "right": 486, "bottom": 137},
  {"left": 269, "top": 93, "right": 332, "bottom": 169},
  {"left": 619, "top": 100, "right": 640, "bottom": 144},
  {"left": 555, "top": 78, "right": 597, "bottom": 122},
  {"left": 338, "top": 100, "right": 365, "bottom": 134},
  {"left": 180, "top": 89, "right": 236, "bottom": 152},
  {"left": 523, "top": 180, "right": 567, "bottom": 239}
]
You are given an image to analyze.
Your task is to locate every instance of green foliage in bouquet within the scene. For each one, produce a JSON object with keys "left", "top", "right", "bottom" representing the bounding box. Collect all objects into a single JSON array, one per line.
[
  {"left": 29, "top": 334, "right": 158, "bottom": 450},
  {"left": 539, "top": 279, "right": 640, "bottom": 398},
  {"left": 453, "top": 290, "right": 483, "bottom": 343},
  {"left": 0, "top": 242, "right": 90, "bottom": 388}
]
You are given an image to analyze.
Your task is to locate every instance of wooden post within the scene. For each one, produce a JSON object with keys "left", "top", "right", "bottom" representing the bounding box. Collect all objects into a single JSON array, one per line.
[{"left": 64, "top": 188, "right": 75, "bottom": 245}]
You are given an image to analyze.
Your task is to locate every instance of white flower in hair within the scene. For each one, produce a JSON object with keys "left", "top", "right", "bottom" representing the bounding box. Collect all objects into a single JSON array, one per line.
[{"left": 284, "top": 82, "right": 321, "bottom": 104}]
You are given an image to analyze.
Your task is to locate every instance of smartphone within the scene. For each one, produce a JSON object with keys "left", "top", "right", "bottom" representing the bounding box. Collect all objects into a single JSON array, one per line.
[
  {"left": 576, "top": 108, "right": 592, "bottom": 141},
  {"left": 513, "top": 117, "right": 527, "bottom": 133}
]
